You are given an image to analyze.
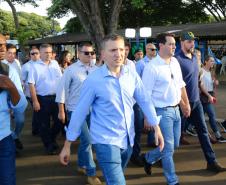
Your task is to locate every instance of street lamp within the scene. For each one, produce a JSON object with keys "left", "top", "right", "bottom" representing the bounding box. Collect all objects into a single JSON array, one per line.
[{"left": 125, "top": 27, "right": 152, "bottom": 53}]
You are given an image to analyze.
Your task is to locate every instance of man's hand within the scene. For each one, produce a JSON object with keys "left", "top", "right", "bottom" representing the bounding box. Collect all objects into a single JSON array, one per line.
[
  {"left": 58, "top": 110, "right": 66, "bottom": 124},
  {"left": 0, "top": 74, "right": 16, "bottom": 91},
  {"left": 33, "top": 100, "right": 40, "bottom": 112},
  {"left": 208, "top": 95, "right": 214, "bottom": 104},
  {"left": 153, "top": 125, "right": 164, "bottom": 151},
  {"left": 180, "top": 102, "right": 191, "bottom": 118},
  {"left": 59, "top": 140, "right": 71, "bottom": 165},
  {"left": 0, "top": 74, "right": 20, "bottom": 105}
]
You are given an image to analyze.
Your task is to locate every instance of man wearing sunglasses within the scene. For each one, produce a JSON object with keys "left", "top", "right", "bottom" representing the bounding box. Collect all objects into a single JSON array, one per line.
[
  {"left": 56, "top": 42, "right": 101, "bottom": 185},
  {"left": 21, "top": 47, "right": 41, "bottom": 136},
  {"left": 28, "top": 44, "right": 62, "bottom": 155},
  {"left": 0, "top": 34, "right": 27, "bottom": 185}
]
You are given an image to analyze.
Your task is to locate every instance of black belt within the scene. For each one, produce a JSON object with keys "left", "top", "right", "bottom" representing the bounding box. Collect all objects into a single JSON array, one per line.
[
  {"left": 37, "top": 94, "right": 56, "bottom": 98},
  {"left": 164, "top": 104, "right": 179, "bottom": 108}
]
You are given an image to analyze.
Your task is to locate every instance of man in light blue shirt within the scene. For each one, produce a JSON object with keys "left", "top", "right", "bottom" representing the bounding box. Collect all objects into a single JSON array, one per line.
[
  {"left": 0, "top": 34, "right": 27, "bottom": 185},
  {"left": 59, "top": 34, "right": 164, "bottom": 185},
  {"left": 56, "top": 42, "right": 101, "bottom": 185},
  {"left": 28, "top": 44, "right": 62, "bottom": 155}
]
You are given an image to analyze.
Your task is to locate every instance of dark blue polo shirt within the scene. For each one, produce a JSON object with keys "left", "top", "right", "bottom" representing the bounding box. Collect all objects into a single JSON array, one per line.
[{"left": 175, "top": 50, "right": 199, "bottom": 102}]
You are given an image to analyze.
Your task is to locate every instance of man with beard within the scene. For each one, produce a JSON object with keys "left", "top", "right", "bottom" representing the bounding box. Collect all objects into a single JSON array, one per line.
[{"left": 175, "top": 32, "right": 226, "bottom": 173}]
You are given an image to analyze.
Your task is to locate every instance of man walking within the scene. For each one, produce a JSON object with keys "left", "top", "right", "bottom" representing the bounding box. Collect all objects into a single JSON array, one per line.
[
  {"left": 59, "top": 34, "right": 164, "bottom": 185},
  {"left": 142, "top": 33, "right": 190, "bottom": 185},
  {"left": 56, "top": 42, "right": 101, "bottom": 185},
  {"left": 28, "top": 44, "right": 62, "bottom": 155},
  {"left": 175, "top": 32, "right": 226, "bottom": 173}
]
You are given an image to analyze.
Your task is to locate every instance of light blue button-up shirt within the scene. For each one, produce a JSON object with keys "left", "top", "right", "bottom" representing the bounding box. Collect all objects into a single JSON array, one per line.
[
  {"left": 55, "top": 60, "right": 97, "bottom": 111},
  {"left": 66, "top": 64, "right": 160, "bottom": 149},
  {"left": 135, "top": 56, "right": 152, "bottom": 77},
  {"left": 28, "top": 60, "right": 62, "bottom": 96},
  {"left": 0, "top": 65, "right": 27, "bottom": 141}
]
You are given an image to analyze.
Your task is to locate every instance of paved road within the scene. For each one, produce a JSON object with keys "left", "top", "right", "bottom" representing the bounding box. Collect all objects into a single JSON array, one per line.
[{"left": 16, "top": 85, "right": 226, "bottom": 185}]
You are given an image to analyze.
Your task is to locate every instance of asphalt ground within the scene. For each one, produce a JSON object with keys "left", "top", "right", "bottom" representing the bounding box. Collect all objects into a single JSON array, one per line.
[{"left": 16, "top": 85, "right": 226, "bottom": 185}]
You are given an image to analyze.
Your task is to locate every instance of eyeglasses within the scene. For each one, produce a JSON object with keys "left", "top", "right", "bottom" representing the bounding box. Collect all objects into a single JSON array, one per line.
[
  {"left": 80, "top": 51, "right": 95, "bottom": 56},
  {"left": 150, "top": 48, "right": 157, "bottom": 51},
  {"left": 30, "top": 52, "right": 39, "bottom": 55}
]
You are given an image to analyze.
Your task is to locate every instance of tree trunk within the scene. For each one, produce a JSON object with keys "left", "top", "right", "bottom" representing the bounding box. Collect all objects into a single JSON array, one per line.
[
  {"left": 5, "top": 0, "right": 19, "bottom": 30},
  {"left": 68, "top": 0, "right": 123, "bottom": 53}
]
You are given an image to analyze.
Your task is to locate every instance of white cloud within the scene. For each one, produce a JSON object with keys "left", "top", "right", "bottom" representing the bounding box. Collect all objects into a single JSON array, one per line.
[{"left": 0, "top": 0, "right": 74, "bottom": 28}]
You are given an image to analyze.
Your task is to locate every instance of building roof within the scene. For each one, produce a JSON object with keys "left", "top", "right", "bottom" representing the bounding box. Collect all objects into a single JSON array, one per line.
[{"left": 27, "top": 21, "right": 226, "bottom": 45}]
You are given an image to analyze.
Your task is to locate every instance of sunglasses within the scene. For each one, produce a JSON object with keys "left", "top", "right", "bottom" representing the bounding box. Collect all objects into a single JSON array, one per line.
[
  {"left": 150, "top": 48, "right": 157, "bottom": 51},
  {"left": 80, "top": 51, "right": 95, "bottom": 56},
  {"left": 30, "top": 52, "right": 39, "bottom": 55}
]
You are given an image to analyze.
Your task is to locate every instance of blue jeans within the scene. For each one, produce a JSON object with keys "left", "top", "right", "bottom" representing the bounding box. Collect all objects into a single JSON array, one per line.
[
  {"left": 181, "top": 100, "right": 216, "bottom": 164},
  {"left": 145, "top": 106, "right": 181, "bottom": 185},
  {"left": 11, "top": 111, "right": 25, "bottom": 139},
  {"left": 0, "top": 135, "right": 16, "bottom": 185},
  {"left": 67, "top": 111, "right": 96, "bottom": 176},
  {"left": 93, "top": 143, "right": 132, "bottom": 185},
  {"left": 202, "top": 102, "right": 219, "bottom": 133},
  {"left": 131, "top": 103, "right": 144, "bottom": 158}
]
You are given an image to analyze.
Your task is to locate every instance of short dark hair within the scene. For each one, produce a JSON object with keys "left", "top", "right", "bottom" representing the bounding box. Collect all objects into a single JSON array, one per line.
[
  {"left": 125, "top": 41, "right": 131, "bottom": 49},
  {"left": 78, "top": 42, "right": 93, "bottom": 50},
  {"left": 6, "top": 43, "right": 16, "bottom": 51},
  {"left": 100, "top": 34, "right": 125, "bottom": 50},
  {"left": 156, "top": 32, "right": 175, "bottom": 46}
]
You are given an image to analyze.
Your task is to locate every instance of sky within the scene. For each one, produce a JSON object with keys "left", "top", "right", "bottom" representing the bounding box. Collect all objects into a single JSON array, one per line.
[{"left": 0, "top": 0, "right": 74, "bottom": 28}]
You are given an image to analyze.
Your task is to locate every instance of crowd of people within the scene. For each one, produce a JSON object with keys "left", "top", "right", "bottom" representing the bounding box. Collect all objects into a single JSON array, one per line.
[{"left": 0, "top": 31, "right": 226, "bottom": 185}]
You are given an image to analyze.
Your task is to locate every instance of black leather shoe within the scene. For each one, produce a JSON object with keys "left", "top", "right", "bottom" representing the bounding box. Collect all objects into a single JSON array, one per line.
[
  {"left": 15, "top": 139, "right": 23, "bottom": 150},
  {"left": 207, "top": 162, "right": 226, "bottom": 173},
  {"left": 141, "top": 153, "right": 152, "bottom": 175},
  {"left": 46, "top": 145, "right": 57, "bottom": 155},
  {"left": 130, "top": 156, "right": 144, "bottom": 166}
]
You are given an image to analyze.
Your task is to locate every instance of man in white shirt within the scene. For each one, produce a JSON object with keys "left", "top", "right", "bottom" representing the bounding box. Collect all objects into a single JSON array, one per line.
[
  {"left": 21, "top": 47, "right": 41, "bottom": 136},
  {"left": 142, "top": 33, "right": 190, "bottom": 185},
  {"left": 3, "top": 43, "right": 24, "bottom": 151},
  {"left": 56, "top": 42, "right": 101, "bottom": 185},
  {"left": 124, "top": 41, "right": 136, "bottom": 71},
  {"left": 28, "top": 44, "right": 62, "bottom": 155}
]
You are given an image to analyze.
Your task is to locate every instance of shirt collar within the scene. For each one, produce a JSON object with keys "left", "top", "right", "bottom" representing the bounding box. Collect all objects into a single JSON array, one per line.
[
  {"left": 77, "top": 59, "right": 95, "bottom": 68},
  {"left": 101, "top": 64, "right": 127, "bottom": 77}
]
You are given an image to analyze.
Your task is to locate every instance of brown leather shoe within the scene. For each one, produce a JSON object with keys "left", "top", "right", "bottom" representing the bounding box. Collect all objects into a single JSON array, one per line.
[
  {"left": 77, "top": 167, "right": 86, "bottom": 175},
  {"left": 208, "top": 133, "right": 217, "bottom": 144},
  {"left": 207, "top": 162, "right": 226, "bottom": 173},
  {"left": 180, "top": 136, "right": 190, "bottom": 145},
  {"left": 87, "top": 176, "right": 102, "bottom": 185}
]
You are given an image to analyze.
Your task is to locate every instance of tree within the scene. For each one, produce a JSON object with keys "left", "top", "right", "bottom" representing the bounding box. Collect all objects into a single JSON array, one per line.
[
  {"left": 48, "top": 0, "right": 123, "bottom": 52},
  {"left": 189, "top": 0, "right": 226, "bottom": 21},
  {"left": 3, "top": 0, "right": 41, "bottom": 30},
  {"left": 48, "top": 0, "right": 211, "bottom": 52},
  {"left": 0, "top": 9, "right": 61, "bottom": 43}
]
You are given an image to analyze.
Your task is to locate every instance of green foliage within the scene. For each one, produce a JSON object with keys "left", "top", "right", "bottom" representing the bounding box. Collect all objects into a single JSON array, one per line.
[
  {"left": 0, "top": 9, "right": 61, "bottom": 44},
  {"left": 119, "top": 0, "right": 210, "bottom": 28},
  {"left": 0, "top": 9, "right": 16, "bottom": 34},
  {"left": 64, "top": 17, "right": 84, "bottom": 33}
]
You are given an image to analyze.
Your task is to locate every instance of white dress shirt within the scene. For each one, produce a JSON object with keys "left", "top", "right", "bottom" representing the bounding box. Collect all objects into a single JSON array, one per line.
[
  {"left": 55, "top": 60, "right": 97, "bottom": 111},
  {"left": 28, "top": 60, "right": 62, "bottom": 96},
  {"left": 142, "top": 55, "right": 185, "bottom": 108},
  {"left": 2, "top": 59, "right": 22, "bottom": 81}
]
